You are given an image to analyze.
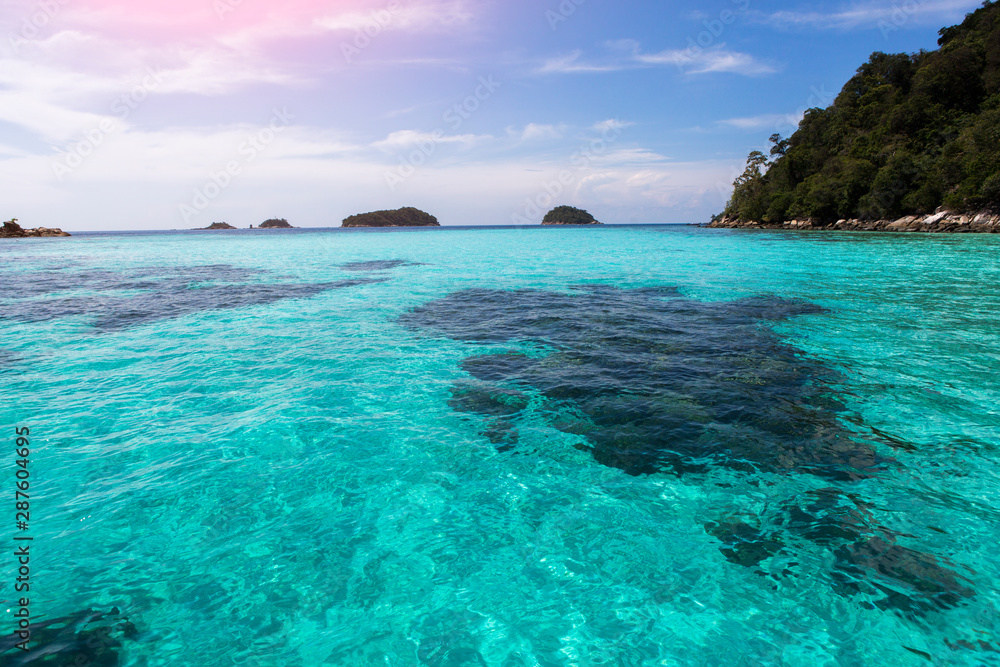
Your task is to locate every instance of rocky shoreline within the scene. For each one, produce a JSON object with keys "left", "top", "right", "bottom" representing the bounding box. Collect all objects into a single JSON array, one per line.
[
  {"left": 1, "top": 219, "right": 70, "bottom": 238},
  {"left": 707, "top": 211, "right": 1000, "bottom": 234}
]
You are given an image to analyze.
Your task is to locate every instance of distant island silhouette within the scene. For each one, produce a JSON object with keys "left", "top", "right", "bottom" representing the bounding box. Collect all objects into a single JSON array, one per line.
[
  {"left": 259, "top": 218, "right": 294, "bottom": 229},
  {"left": 1, "top": 218, "right": 70, "bottom": 238},
  {"left": 342, "top": 207, "right": 440, "bottom": 228},
  {"left": 542, "top": 206, "right": 602, "bottom": 225}
]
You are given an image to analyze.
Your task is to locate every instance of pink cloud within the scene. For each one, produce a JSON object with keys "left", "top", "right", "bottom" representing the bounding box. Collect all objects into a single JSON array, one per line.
[
  {"left": 64, "top": 0, "right": 361, "bottom": 34},
  {"left": 46, "top": 0, "right": 471, "bottom": 44}
]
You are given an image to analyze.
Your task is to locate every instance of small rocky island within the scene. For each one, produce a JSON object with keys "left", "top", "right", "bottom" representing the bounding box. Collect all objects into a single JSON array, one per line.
[
  {"left": 197, "top": 222, "right": 236, "bottom": 230},
  {"left": 259, "top": 218, "right": 294, "bottom": 229},
  {"left": 541, "top": 206, "right": 602, "bottom": 225},
  {"left": 342, "top": 207, "right": 440, "bottom": 228},
  {"left": 1, "top": 218, "right": 70, "bottom": 238}
]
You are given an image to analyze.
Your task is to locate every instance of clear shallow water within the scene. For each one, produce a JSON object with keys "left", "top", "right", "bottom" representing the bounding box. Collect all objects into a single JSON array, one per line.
[{"left": 1, "top": 225, "right": 999, "bottom": 666}]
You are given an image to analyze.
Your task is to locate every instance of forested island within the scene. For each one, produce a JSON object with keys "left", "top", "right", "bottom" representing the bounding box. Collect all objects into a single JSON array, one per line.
[
  {"left": 713, "top": 1, "right": 1000, "bottom": 233},
  {"left": 541, "top": 206, "right": 602, "bottom": 225},
  {"left": 259, "top": 218, "right": 294, "bottom": 229},
  {"left": 342, "top": 207, "right": 440, "bottom": 227}
]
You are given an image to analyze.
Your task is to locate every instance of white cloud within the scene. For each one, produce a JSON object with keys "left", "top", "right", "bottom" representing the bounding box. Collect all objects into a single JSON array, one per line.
[
  {"left": 508, "top": 123, "right": 566, "bottom": 142},
  {"left": 314, "top": 1, "right": 474, "bottom": 34},
  {"left": 761, "top": 0, "right": 981, "bottom": 29},
  {"left": 0, "top": 113, "right": 743, "bottom": 229},
  {"left": 592, "top": 119, "right": 635, "bottom": 132},
  {"left": 637, "top": 48, "right": 777, "bottom": 76},
  {"left": 537, "top": 44, "right": 775, "bottom": 77},
  {"left": 553, "top": 160, "right": 739, "bottom": 213},
  {"left": 2, "top": 30, "right": 303, "bottom": 103},
  {"left": 382, "top": 105, "right": 420, "bottom": 119},
  {"left": 0, "top": 143, "right": 31, "bottom": 158},
  {"left": 0, "top": 89, "right": 110, "bottom": 144},
  {"left": 0, "top": 0, "right": 477, "bottom": 118},
  {"left": 718, "top": 112, "right": 805, "bottom": 130},
  {"left": 371, "top": 129, "right": 486, "bottom": 152},
  {"left": 537, "top": 51, "right": 623, "bottom": 74},
  {"left": 589, "top": 148, "right": 671, "bottom": 165}
]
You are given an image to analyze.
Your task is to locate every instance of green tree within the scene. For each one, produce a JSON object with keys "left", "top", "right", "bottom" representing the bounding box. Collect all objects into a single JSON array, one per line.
[
  {"left": 541, "top": 205, "right": 600, "bottom": 225},
  {"left": 720, "top": 1, "right": 1000, "bottom": 222},
  {"left": 725, "top": 151, "right": 770, "bottom": 221}
]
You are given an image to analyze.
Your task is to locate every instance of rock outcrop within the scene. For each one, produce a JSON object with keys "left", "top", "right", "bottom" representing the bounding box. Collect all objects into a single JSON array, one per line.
[
  {"left": 541, "top": 205, "right": 602, "bottom": 225},
  {"left": 1, "top": 219, "right": 70, "bottom": 238},
  {"left": 708, "top": 211, "right": 1000, "bottom": 234},
  {"left": 342, "top": 207, "right": 440, "bottom": 228},
  {"left": 259, "top": 218, "right": 294, "bottom": 229}
]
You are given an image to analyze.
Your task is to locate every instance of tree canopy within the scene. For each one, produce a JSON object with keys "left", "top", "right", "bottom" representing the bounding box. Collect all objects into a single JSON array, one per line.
[
  {"left": 341, "top": 207, "right": 440, "bottom": 227},
  {"left": 723, "top": 1, "right": 1000, "bottom": 223},
  {"left": 260, "top": 218, "right": 293, "bottom": 229},
  {"left": 541, "top": 205, "right": 601, "bottom": 225}
]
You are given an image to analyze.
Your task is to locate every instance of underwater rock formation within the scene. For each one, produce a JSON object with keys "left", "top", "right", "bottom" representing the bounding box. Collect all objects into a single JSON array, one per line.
[
  {"left": 0, "top": 607, "right": 136, "bottom": 666},
  {"left": 0, "top": 264, "right": 387, "bottom": 332},
  {"left": 401, "top": 284, "right": 974, "bottom": 617},
  {"left": 339, "top": 260, "right": 423, "bottom": 272},
  {"left": 402, "top": 286, "right": 878, "bottom": 479}
]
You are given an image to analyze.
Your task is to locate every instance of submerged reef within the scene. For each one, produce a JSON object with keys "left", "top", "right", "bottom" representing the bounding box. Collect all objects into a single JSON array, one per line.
[
  {"left": 401, "top": 285, "right": 974, "bottom": 617},
  {"left": 0, "top": 607, "right": 136, "bottom": 666},
  {"left": 339, "top": 259, "right": 423, "bottom": 272},
  {"left": 0, "top": 264, "right": 387, "bottom": 332}
]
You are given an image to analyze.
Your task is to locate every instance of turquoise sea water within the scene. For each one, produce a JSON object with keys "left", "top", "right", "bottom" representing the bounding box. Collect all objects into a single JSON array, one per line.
[{"left": 1, "top": 225, "right": 999, "bottom": 666}]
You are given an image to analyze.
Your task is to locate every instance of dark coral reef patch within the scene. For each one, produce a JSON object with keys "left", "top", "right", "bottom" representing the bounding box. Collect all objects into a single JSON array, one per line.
[
  {"left": 0, "top": 264, "right": 387, "bottom": 332},
  {"left": 401, "top": 285, "right": 973, "bottom": 617}
]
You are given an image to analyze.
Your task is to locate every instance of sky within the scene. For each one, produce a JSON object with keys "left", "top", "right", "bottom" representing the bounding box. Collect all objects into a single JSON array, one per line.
[{"left": 0, "top": 0, "right": 987, "bottom": 230}]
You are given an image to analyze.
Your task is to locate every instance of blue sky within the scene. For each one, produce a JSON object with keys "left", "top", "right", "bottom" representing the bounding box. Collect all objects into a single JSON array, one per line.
[{"left": 0, "top": 0, "right": 985, "bottom": 229}]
